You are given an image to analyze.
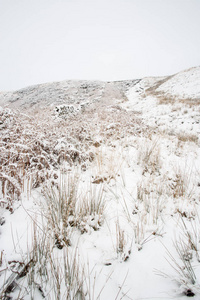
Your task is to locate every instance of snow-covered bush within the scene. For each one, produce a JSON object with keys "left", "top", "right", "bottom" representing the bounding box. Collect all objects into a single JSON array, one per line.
[{"left": 0, "top": 107, "right": 96, "bottom": 207}]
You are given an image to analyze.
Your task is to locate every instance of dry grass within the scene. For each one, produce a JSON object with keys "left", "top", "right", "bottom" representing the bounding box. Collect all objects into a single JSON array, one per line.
[
  {"left": 158, "top": 94, "right": 200, "bottom": 107},
  {"left": 137, "top": 138, "right": 162, "bottom": 175},
  {"left": 30, "top": 227, "right": 86, "bottom": 299},
  {"left": 0, "top": 107, "right": 95, "bottom": 205},
  {"left": 0, "top": 101, "right": 144, "bottom": 206},
  {"left": 77, "top": 184, "right": 105, "bottom": 233},
  {"left": 0, "top": 221, "right": 87, "bottom": 299},
  {"left": 144, "top": 77, "right": 200, "bottom": 108},
  {"left": 133, "top": 180, "right": 165, "bottom": 249},
  {"left": 169, "top": 170, "right": 188, "bottom": 199},
  {"left": 145, "top": 83, "right": 200, "bottom": 107},
  {"left": 43, "top": 173, "right": 79, "bottom": 248},
  {"left": 43, "top": 172, "right": 106, "bottom": 247},
  {"left": 116, "top": 221, "right": 126, "bottom": 255},
  {"left": 161, "top": 239, "right": 198, "bottom": 297},
  {"left": 159, "top": 213, "right": 200, "bottom": 298},
  {"left": 93, "top": 146, "right": 123, "bottom": 184},
  {"left": 178, "top": 97, "right": 200, "bottom": 107},
  {"left": 177, "top": 132, "right": 198, "bottom": 144}
]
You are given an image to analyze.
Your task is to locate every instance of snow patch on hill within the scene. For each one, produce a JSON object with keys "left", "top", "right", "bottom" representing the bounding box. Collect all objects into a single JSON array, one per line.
[{"left": 157, "top": 66, "right": 200, "bottom": 99}]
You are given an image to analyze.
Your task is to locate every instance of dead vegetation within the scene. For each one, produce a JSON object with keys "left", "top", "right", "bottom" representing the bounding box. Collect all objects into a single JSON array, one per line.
[
  {"left": 144, "top": 74, "right": 200, "bottom": 107},
  {"left": 1, "top": 69, "right": 200, "bottom": 299},
  {"left": 0, "top": 108, "right": 95, "bottom": 209},
  {"left": 137, "top": 138, "right": 162, "bottom": 175},
  {"left": 146, "top": 89, "right": 200, "bottom": 107},
  {"left": 0, "top": 103, "right": 144, "bottom": 207},
  {"left": 177, "top": 132, "right": 198, "bottom": 144}
]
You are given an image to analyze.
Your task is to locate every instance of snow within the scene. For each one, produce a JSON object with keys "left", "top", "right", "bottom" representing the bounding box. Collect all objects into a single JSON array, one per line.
[
  {"left": 0, "top": 66, "right": 200, "bottom": 299},
  {"left": 157, "top": 66, "right": 200, "bottom": 100}
]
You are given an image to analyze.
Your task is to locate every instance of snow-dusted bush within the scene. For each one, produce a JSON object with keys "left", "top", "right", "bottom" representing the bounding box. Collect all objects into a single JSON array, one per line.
[{"left": 0, "top": 107, "right": 96, "bottom": 208}]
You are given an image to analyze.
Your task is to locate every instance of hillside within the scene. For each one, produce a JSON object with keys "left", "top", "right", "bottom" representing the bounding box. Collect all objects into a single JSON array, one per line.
[
  {"left": 0, "top": 79, "right": 139, "bottom": 110},
  {"left": 0, "top": 66, "right": 200, "bottom": 299}
]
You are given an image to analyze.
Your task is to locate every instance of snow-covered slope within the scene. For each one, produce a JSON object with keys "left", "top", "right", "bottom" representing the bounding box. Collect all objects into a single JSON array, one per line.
[
  {"left": 0, "top": 79, "right": 139, "bottom": 110},
  {"left": 0, "top": 66, "right": 199, "bottom": 110},
  {"left": 156, "top": 66, "right": 200, "bottom": 100},
  {"left": 0, "top": 66, "right": 200, "bottom": 300}
]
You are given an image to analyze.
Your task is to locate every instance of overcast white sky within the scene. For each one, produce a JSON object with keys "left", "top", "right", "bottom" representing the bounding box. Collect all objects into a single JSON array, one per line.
[{"left": 0, "top": 0, "right": 200, "bottom": 91}]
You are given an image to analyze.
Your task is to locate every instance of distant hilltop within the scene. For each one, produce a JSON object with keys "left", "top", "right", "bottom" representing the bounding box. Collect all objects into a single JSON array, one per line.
[{"left": 0, "top": 66, "right": 199, "bottom": 110}]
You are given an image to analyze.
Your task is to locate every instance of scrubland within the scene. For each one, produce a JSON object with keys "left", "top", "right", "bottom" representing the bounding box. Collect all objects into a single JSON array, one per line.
[{"left": 0, "top": 68, "right": 200, "bottom": 299}]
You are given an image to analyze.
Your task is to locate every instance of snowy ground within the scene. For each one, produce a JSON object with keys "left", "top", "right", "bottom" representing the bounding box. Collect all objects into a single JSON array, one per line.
[{"left": 0, "top": 66, "right": 200, "bottom": 299}]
